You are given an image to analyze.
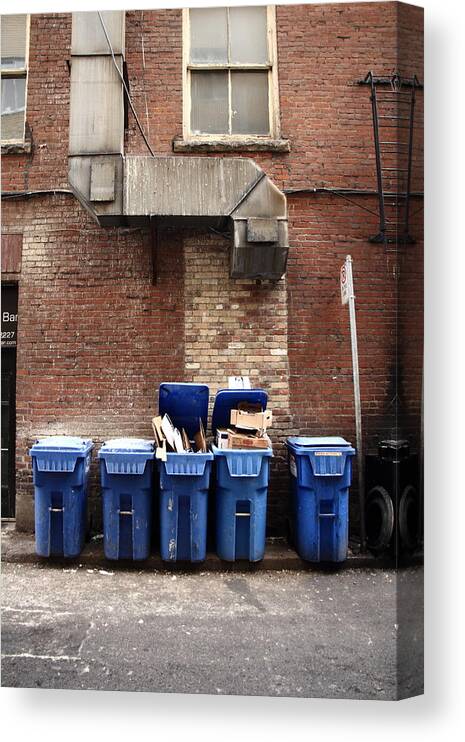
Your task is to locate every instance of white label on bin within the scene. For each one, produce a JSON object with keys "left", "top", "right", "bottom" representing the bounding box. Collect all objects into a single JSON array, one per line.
[
  {"left": 315, "top": 451, "right": 342, "bottom": 456},
  {"left": 85, "top": 454, "right": 91, "bottom": 473},
  {"left": 290, "top": 455, "right": 297, "bottom": 477}
]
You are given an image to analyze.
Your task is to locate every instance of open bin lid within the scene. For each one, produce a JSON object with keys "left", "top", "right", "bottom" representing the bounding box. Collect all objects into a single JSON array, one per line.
[
  {"left": 211, "top": 388, "right": 268, "bottom": 435},
  {"left": 99, "top": 438, "right": 154, "bottom": 454},
  {"left": 287, "top": 436, "right": 353, "bottom": 449},
  {"left": 30, "top": 435, "right": 93, "bottom": 453},
  {"left": 159, "top": 382, "right": 209, "bottom": 439}
]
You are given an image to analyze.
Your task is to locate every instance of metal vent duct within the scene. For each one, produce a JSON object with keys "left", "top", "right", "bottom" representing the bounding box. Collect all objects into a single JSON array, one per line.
[{"left": 68, "top": 11, "right": 289, "bottom": 280}]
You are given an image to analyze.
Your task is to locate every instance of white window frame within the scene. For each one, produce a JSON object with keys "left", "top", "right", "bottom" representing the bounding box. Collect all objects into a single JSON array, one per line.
[
  {"left": 182, "top": 5, "right": 280, "bottom": 142},
  {"left": 1, "top": 14, "right": 30, "bottom": 145}
]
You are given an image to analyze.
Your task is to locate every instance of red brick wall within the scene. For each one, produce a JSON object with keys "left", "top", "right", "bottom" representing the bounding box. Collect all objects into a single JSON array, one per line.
[
  {"left": 1, "top": 3, "right": 424, "bottom": 192},
  {"left": 1, "top": 3, "right": 423, "bottom": 535},
  {"left": 3, "top": 197, "right": 184, "bottom": 530},
  {"left": 1, "top": 13, "right": 71, "bottom": 193},
  {"left": 122, "top": 2, "right": 423, "bottom": 191}
]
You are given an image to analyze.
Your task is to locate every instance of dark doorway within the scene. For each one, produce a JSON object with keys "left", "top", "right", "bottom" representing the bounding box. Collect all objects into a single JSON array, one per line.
[{"left": 2, "top": 284, "right": 18, "bottom": 519}]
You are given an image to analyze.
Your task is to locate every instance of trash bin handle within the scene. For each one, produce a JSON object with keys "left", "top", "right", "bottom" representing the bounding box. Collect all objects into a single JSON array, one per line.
[
  {"left": 228, "top": 472, "right": 261, "bottom": 478},
  {"left": 49, "top": 506, "right": 64, "bottom": 513},
  {"left": 313, "top": 475, "right": 344, "bottom": 478}
]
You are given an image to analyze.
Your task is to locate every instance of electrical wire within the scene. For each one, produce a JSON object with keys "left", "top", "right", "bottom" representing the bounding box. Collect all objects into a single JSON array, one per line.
[
  {"left": 284, "top": 187, "right": 423, "bottom": 197},
  {"left": 324, "top": 191, "right": 380, "bottom": 218},
  {"left": 140, "top": 10, "right": 151, "bottom": 138},
  {"left": 286, "top": 188, "right": 380, "bottom": 218},
  {"left": 97, "top": 11, "right": 156, "bottom": 158},
  {"left": 1, "top": 189, "right": 73, "bottom": 200},
  {"left": 284, "top": 187, "right": 424, "bottom": 219}
]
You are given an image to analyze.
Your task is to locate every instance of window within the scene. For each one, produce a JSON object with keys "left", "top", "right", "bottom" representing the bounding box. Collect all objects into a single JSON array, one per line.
[
  {"left": 183, "top": 6, "right": 280, "bottom": 140},
  {"left": 1, "top": 14, "right": 29, "bottom": 143}
]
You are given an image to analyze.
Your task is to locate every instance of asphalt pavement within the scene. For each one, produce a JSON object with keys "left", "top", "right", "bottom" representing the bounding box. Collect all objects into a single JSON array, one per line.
[{"left": 1, "top": 562, "right": 423, "bottom": 700}]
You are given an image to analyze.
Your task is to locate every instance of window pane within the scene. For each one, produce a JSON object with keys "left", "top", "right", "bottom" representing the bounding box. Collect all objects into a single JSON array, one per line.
[
  {"left": 231, "top": 71, "right": 269, "bottom": 135},
  {"left": 229, "top": 6, "right": 268, "bottom": 64},
  {"left": 1, "top": 110, "right": 25, "bottom": 140},
  {"left": 1, "top": 14, "right": 27, "bottom": 69},
  {"left": 191, "top": 71, "right": 228, "bottom": 135},
  {"left": 1, "top": 76, "right": 25, "bottom": 140},
  {"left": 1, "top": 76, "right": 25, "bottom": 113},
  {"left": 190, "top": 8, "right": 228, "bottom": 64}
]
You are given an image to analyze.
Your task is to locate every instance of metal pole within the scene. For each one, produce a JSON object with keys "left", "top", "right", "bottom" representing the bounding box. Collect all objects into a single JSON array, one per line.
[
  {"left": 369, "top": 72, "right": 387, "bottom": 240},
  {"left": 403, "top": 77, "right": 416, "bottom": 239},
  {"left": 346, "top": 256, "right": 366, "bottom": 551}
]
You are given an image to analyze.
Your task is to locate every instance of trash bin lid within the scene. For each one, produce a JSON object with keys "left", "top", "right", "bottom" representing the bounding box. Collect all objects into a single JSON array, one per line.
[
  {"left": 159, "top": 383, "right": 209, "bottom": 439},
  {"left": 211, "top": 388, "right": 268, "bottom": 435},
  {"left": 99, "top": 438, "right": 154, "bottom": 453},
  {"left": 379, "top": 438, "right": 409, "bottom": 448},
  {"left": 30, "top": 435, "right": 92, "bottom": 452},
  {"left": 378, "top": 439, "right": 410, "bottom": 460},
  {"left": 287, "top": 436, "right": 353, "bottom": 449}
]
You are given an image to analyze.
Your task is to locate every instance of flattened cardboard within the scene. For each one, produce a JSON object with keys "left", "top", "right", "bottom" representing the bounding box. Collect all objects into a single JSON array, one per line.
[
  {"left": 155, "top": 439, "right": 167, "bottom": 462},
  {"left": 152, "top": 414, "right": 206, "bottom": 456},
  {"left": 173, "top": 427, "right": 185, "bottom": 453},
  {"left": 230, "top": 408, "right": 272, "bottom": 431},
  {"left": 181, "top": 428, "right": 192, "bottom": 452},
  {"left": 161, "top": 414, "right": 176, "bottom": 450},
  {"left": 152, "top": 416, "right": 164, "bottom": 446},
  {"left": 194, "top": 418, "right": 207, "bottom": 453}
]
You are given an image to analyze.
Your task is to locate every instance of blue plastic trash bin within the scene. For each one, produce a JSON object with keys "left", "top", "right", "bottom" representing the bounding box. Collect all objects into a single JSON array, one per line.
[
  {"left": 211, "top": 389, "right": 272, "bottom": 562},
  {"left": 98, "top": 438, "right": 155, "bottom": 560},
  {"left": 29, "top": 436, "right": 93, "bottom": 558},
  {"left": 286, "top": 437, "right": 355, "bottom": 562},
  {"left": 158, "top": 383, "right": 213, "bottom": 562}
]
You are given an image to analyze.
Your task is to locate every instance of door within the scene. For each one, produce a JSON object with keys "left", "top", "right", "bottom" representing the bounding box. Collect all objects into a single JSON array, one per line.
[{"left": 1, "top": 284, "right": 18, "bottom": 519}]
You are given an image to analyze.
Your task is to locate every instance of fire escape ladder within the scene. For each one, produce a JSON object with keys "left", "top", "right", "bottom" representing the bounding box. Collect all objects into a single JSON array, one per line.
[{"left": 366, "top": 72, "right": 419, "bottom": 248}]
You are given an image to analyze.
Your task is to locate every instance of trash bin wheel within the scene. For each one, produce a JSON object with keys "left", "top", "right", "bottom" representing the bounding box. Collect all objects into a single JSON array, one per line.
[
  {"left": 365, "top": 486, "right": 395, "bottom": 555},
  {"left": 399, "top": 484, "right": 420, "bottom": 553}
]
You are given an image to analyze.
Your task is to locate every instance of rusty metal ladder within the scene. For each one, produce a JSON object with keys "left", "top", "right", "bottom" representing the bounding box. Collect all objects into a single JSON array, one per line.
[{"left": 364, "top": 72, "right": 421, "bottom": 247}]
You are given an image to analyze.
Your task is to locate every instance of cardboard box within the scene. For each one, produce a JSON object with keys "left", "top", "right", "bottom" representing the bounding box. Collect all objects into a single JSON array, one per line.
[
  {"left": 230, "top": 408, "right": 272, "bottom": 431},
  {"left": 227, "top": 431, "right": 271, "bottom": 450},
  {"left": 216, "top": 428, "right": 230, "bottom": 449}
]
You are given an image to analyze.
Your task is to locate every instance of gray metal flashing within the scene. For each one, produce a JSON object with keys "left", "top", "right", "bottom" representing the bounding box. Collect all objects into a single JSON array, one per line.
[
  {"left": 228, "top": 170, "right": 267, "bottom": 217},
  {"left": 71, "top": 11, "right": 125, "bottom": 56},
  {"left": 123, "top": 156, "right": 261, "bottom": 218}
]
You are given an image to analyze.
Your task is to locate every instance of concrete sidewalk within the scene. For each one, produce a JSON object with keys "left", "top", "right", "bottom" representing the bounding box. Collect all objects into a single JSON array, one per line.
[{"left": 1, "top": 523, "right": 422, "bottom": 571}]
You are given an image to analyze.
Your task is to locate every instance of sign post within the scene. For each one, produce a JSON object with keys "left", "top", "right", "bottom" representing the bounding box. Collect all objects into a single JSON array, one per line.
[{"left": 341, "top": 255, "right": 366, "bottom": 551}]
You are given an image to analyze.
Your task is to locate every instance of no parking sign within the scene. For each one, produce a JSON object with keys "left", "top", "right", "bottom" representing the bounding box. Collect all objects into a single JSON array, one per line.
[{"left": 340, "top": 257, "right": 352, "bottom": 305}]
